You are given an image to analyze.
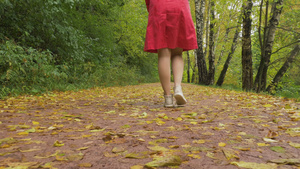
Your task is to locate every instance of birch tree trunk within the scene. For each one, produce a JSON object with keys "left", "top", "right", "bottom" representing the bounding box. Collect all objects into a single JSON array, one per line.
[
  {"left": 254, "top": 0, "right": 283, "bottom": 92},
  {"left": 216, "top": 22, "right": 241, "bottom": 86},
  {"left": 266, "top": 44, "right": 300, "bottom": 92},
  {"left": 195, "top": 0, "right": 208, "bottom": 84},
  {"left": 207, "top": 0, "right": 216, "bottom": 85},
  {"left": 204, "top": 0, "right": 210, "bottom": 58},
  {"left": 242, "top": 0, "right": 253, "bottom": 91}
]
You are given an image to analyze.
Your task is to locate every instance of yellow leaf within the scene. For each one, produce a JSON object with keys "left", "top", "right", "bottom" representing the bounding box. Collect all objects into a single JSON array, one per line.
[
  {"left": 190, "top": 121, "right": 198, "bottom": 125},
  {"left": 218, "top": 142, "right": 226, "bottom": 147},
  {"left": 193, "top": 140, "right": 205, "bottom": 144},
  {"left": 156, "top": 120, "right": 165, "bottom": 126},
  {"left": 231, "top": 161, "right": 277, "bottom": 169},
  {"left": 263, "top": 104, "right": 273, "bottom": 108},
  {"left": 32, "top": 121, "right": 39, "bottom": 125},
  {"left": 188, "top": 154, "right": 201, "bottom": 159},
  {"left": 257, "top": 143, "right": 270, "bottom": 146},
  {"left": 17, "top": 132, "right": 29, "bottom": 136},
  {"left": 176, "top": 117, "right": 183, "bottom": 121},
  {"left": 130, "top": 165, "right": 144, "bottom": 169},
  {"left": 19, "top": 149, "right": 41, "bottom": 153},
  {"left": 53, "top": 141, "right": 64, "bottom": 147},
  {"left": 289, "top": 142, "right": 300, "bottom": 148},
  {"left": 78, "top": 163, "right": 92, "bottom": 167},
  {"left": 77, "top": 147, "right": 89, "bottom": 151}
]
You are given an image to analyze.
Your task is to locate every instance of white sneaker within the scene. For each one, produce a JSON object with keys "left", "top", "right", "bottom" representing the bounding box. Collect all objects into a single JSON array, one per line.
[
  {"left": 174, "top": 86, "right": 187, "bottom": 106},
  {"left": 164, "top": 94, "right": 174, "bottom": 108}
]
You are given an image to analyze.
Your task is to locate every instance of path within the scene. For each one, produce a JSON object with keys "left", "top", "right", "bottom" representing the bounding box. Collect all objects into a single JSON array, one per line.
[{"left": 0, "top": 83, "right": 299, "bottom": 169}]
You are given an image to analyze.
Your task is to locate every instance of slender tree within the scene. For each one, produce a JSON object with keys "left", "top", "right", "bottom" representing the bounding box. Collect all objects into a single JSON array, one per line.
[
  {"left": 187, "top": 51, "right": 191, "bottom": 83},
  {"left": 266, "top": 44, "right": 300, "bottom": 92},
  {"left": 207, "top": 0, "right": 216, "bottom": 85},
  {"left": 216, "top": 20, "right": 241, "bottom": 86},
  {"left": 195, "top": 0, "right": 208, "bottom": 84},
  {"left": 254, "top": 0, "right": 284, "bottom": 92},
  {"left": 241, "top": 0, "right": 253, "bottom": 91}
]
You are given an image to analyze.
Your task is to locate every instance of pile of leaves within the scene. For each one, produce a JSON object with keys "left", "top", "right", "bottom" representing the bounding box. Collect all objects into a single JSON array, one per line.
[{"left": 0, "top": 83, "right": 299, "bottom": 168}]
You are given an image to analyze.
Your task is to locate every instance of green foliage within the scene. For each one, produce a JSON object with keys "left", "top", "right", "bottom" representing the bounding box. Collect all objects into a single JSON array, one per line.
[{"left": 0, "top": 0, "right": 158, "bottom": 98}]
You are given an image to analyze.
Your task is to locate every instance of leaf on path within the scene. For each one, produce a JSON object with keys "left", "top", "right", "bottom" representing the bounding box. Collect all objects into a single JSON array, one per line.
[
  {"left": 185, "top": 146, "right": 213, "bottom": 152},
  {"left": 231, "top": 161, "right": 277, "bottom": 169},
  {"left": 112, "top": 146, "right": 125, "bottom": 153},
  {"left": 218, "top": 142, "right": 226, "bottom": 147},
  {"left": 53, "top": 141, "right": 64, "bottom": 147},
  {"left": 233, "top": 147, "right": 250, "bottom": 151},
  {"left": 222, "top": 148, "right": 239, "bottom": 160},
  {"left": 289, "top": 142, "right": 300, "bottom": 148},
  {"left": 286, "top": 127, "right": 300, "bottom": 137},
  {"left": 187, "top": 154, "right": 201, "bottom": 159},
  {"left": 32, "top": 121, "right": 39, "bottom": 125},
  {"left": 78, "top": 163, "right": 92, "bottom": 167},
  {"left": 266, "top": 130, "right": 278, "bottom": 139},
  {"left": 104, "top": 152, "right": 119, "bottom": 158},
  {"left": 263, "top": 138, "right": 278, "bottom": 143},
  {"left": 67, "top": 152, "right": 84, "bottom": 161},
  {"left": 147, "top": 146, "right": 169, "bottom": 152},
  {"left": 145, "top": 155, "right": 182, "bottom": 168},
  {"left": 206, "top": 152, "right": 217, "bottom": 159},
  {"left": 268, "top": 158, "right": 300, "bottom": 165},
  {"left": 125, "top": 152, "right": 148, "bottom": 159},
  {"left": 257, "top": 143, "right": 270, "bottom": 147},
  {"left": 193, "top": 140, "right": 205, "bottom": 144},
  {"left": 270, "top": 146, "right": 285, "bottom": 153},
  {"left": 130, "top": 165, "right": 144, "bottom": 169},
  {"left": 19, "top": 149, "right": 41, "bottom": 153},
  {"left": 77, "top": 147, "right": 89, "bottom": 151},
  {"left": 2, "top": 162, "right": 39, "bottom": 169}
]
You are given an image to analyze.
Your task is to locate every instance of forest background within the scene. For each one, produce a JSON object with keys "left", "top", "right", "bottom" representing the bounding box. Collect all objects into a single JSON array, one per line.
[{"left": 0, "top": 0, "right": 299, "bottom": 100}]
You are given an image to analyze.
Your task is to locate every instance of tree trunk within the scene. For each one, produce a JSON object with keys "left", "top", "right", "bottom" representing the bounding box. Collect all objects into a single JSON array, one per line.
[
  {"left": 204, "top": 0, "right": 210, "bottom": 58},
  {"left": 187, "top": 51, "right": 190, "bottom": 83},
  {"left": 255, "top": 0, "right": 283, "bottom": 92},
  {"left": 242, "top": 0, "right": 253, "bottom": 91},
  {"left": 207, "top": 0, "right": 216, "bottom": 85},
  {"left": 216, "top": 22, "right": 241, "bottom": 86},
  {"left": 266, "top": 44, "right": 300, "bottom": 92},
  {"left": 195, "top": 0, "right": 208, "bottom": 84}
]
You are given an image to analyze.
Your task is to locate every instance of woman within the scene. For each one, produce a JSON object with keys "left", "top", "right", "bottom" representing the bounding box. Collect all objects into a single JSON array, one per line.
[{"left": 144, "top": 0, "right": 198, "bottom": 107}]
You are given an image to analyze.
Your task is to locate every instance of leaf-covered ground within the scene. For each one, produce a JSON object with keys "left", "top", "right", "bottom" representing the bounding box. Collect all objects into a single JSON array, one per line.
[{"left": 0, "top": 83, "right": 299, "bottom": 169}]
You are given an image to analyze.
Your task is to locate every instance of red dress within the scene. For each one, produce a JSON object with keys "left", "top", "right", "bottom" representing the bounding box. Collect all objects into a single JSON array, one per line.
[{"left": 144, "top": 0, "right": 198, "bottom": 53}]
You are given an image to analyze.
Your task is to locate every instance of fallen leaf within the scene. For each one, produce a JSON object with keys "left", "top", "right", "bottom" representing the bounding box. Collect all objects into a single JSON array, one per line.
[
  {"left": 145, "top": 155, "right": 182, "bottom": 168},
  {"left": 53, "top": 141, "right": 64, "bottom": 147},
  {"left": 231, "top": 161, "right": 277, "bottom": 169},
  {"left": 125, "top": 152, "right": 148, "bottom": 159},
  {"left": 270, "top": 146, "right": 285, "bottom": 153},
  {"left": 188, "top": 154, "right": 201, "bottom": 159},
  {"left": 268, "top": 158, "right": 300, "bottom": 165},
  {"left": 218, "top": 142, "right": 226, "bottom": 147},
  {"left": 257, "top": 143, "right": 270, "bottom": 147},
  {"left": 78, "top": 163, "right": 92, "bottom": 167},
  {"left": 289, "top": 142, "right": 300, "bottom": 148},
  {"left": 130, "top": 165, "right": 144, "bottom": 169},
  {"left": 222, "top": 148, "right": 239, "bottom": 160},
  {"left": 263, "top": 138, "right": 278, "bottom": 143}
]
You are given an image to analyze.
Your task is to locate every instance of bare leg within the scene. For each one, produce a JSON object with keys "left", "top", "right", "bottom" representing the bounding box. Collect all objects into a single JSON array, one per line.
[
  {"left": 171, "top": 48, "right": 187, "bottom": 105},
  {"left": 171, "top": 48, "right": 184, "bottom": 87},
  {"left": 158, "top": 48, "right": 172, "bottom": 95}
]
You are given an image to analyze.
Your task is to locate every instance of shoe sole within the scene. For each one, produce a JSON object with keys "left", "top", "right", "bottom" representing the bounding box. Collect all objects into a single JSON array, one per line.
[{"left": 174, "top": 94, "right": 187, "bottom": 105}]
